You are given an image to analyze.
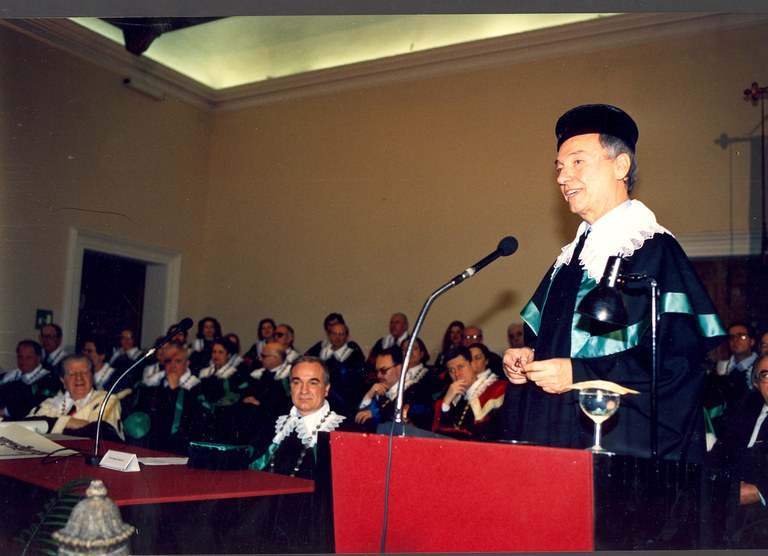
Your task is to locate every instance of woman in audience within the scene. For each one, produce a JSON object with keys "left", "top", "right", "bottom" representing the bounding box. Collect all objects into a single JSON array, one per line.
[
  {"left": 190, "top": 316, "right": 222, "bottom": 372},
  {"left": 434, "top": 320, "right": 464, "bottom": 377}
]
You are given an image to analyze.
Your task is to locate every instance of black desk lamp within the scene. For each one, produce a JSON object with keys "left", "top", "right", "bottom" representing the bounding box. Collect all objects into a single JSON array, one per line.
[{"left": 577, "top": 256, "right": 659, "bottom": 462}]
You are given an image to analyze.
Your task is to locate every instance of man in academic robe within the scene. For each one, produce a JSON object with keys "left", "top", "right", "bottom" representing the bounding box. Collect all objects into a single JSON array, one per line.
[
  {"left": 708, "top": 353, "right": 768, "bottom": 548},
  {"left": 39, "top": 323, "right": 68, "bottom": 375},
  {"left": 307, "top": 322, "right": 367, "bottom": 417},
  {"left": 367, "top": 312, "right": 410, "bottom": 364},
  {"left": 125, "top": 343, "right": 207, "bottom": 455},
  {"left": 354, "top": 346, "right": 433, "bottom": 432},
  {"left": 433, "top": 345, "right": 506, "bottom": 441},
  {"left": 0, "top": 340, "right": 62, "bottom": 419},
  {"left": 26, "top": 354, "right": 123, "bottom": 441},
  {"left": 501, "top": 104, "right": 725, "bottom": 463}
]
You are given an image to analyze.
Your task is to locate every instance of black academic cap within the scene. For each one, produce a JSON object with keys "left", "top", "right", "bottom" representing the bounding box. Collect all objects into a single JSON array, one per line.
[{"left": 555, "top": 104, "right": 639, "bottom": 152}]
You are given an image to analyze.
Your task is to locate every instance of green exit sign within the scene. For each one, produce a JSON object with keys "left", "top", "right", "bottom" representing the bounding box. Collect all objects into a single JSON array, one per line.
[{"left": 35, "top": 310, "right": 53, "bottom": 329}]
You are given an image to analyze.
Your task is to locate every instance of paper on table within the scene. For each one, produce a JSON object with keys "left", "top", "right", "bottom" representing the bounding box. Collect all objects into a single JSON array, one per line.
[
  {"left": 138, "top": 457, "right": 189, "bottom": 465},
  {"left": 568, "top": 380, "right": 640, "bottom": 395}
]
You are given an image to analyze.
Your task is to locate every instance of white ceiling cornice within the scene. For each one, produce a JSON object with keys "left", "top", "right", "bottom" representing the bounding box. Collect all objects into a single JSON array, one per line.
[{"left": 4, "top": 13, "right": 768, "bottom": 113}]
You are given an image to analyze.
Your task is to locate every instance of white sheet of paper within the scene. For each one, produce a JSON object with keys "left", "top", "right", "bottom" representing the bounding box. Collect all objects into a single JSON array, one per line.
[
  {"left": 138, "top": 457, "right": 189, "bottom": 466},
  {"left": 100, "top": 449, "right": 140, "bottom": 472}
]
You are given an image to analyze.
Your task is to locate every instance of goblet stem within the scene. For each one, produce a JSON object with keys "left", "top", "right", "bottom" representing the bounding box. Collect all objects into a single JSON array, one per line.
[{"left": 593, "top": 421, "right": 602, "bottom": 450}]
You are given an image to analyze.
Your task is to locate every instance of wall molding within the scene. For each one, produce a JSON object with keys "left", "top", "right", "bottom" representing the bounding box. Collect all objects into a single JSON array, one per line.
[{"left": 5, "top": 12, "right": 768, "bottom": 112}]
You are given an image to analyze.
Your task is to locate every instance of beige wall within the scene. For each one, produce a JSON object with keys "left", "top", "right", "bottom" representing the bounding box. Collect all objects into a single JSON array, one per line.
[
  {"left": 0, "top": 24, "right": 212, "bottom": 367},
  {"left": 2, "top": 18, "right": 766, "bottom": 369}
]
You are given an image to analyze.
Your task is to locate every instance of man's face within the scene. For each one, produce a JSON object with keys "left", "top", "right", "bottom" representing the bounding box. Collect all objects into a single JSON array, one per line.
[
  {"left": 469, "top": 346, "right": 488, "bottom": 374},
  {"left": 389, "top": 314, "right": 407, "bottom": 337},
  {"left": 290, "top": 361, "right": 330, "bottom": 416},
  {"left": 728, "top": 325, "right": 755, "bottom": 358},
  {"left": 508, "top": 324, "right": 524, "bottom": 348},
  {"left": 462, "top": 326, "right": 482, "bottom": 347},
  {"left": 39, "top": 325, "right": 61, "bottom": 354},
  {"left": 82, "top": 342, "right": 104, "bottom": 369},
  {"left": 328, "top": 324, "right": 348, "bottom": 350},
  {"left": 446, "top": 355, "right": 477, "bottom": 385},
  {"left": 211, "top": 343, "right": 230, "bottom": 368},
  {"left": 375, "top": 354, "right": 401, "bottom": 388},
  {"left": 260, "top": 342, "right": 284, "bottom": 371},
  {"left": 164, "top": 346, "right": 189, "bottom": 378},
  {"left": 273, "top": 325, "right": 292, "bottom": 349},
  {"left": 17, "top": 345, "right": 41, "bottom": 374},
  {"left": 760, "top": 332, "right": 768, "bottom": 356},
  {"left": 62, "top": 360, "right": 93, "bottom": 401},
  {"left": 755, "top": 358, "right": 768, "bottom": 404},
  {"left": 403, "top": 340, "right": 423, "bottom": 368},
  {"left": 555, "top": 133, "right": 630, "bottom": 225}
]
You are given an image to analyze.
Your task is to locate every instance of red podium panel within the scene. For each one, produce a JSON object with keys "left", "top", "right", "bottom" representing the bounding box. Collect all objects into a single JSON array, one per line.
[{"left": 331, "top": 431, "right": 594, "bottom": 553}]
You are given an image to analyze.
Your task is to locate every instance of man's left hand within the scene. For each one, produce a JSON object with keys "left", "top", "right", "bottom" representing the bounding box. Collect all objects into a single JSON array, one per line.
[{"left": 522, "top": 358, "right": 573, "bottom": 394}]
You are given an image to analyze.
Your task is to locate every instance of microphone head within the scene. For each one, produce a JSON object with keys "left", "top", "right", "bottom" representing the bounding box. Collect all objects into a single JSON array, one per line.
[
  {"left": 498, "top": 236, "right": 519, "bottom": 256},
  {"left": 177, "top": 317, "right": 194, "bottom": 332}
]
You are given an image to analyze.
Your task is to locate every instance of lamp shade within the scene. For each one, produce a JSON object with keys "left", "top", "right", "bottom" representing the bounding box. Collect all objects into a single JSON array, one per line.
[{"left": 577, "top": 256, "right": 629, "bottom": 325}]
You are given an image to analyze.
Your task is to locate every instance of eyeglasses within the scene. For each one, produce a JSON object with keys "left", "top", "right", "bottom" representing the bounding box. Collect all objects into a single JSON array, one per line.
[
  {"left": 728, "top": 333, "right": 749, "bottom": 341},
  {"left": 757, "top": 371, "right": 768, "bottom": 384},
  {"left": 463, "top": 334, "right": 481, "bottom": 341},
  {"left": 272, "top": 332, "right": 288, "bottom": 338},
  {"left": 261, "top": 353, "right": 277, "bottom": 359},
  {"left": 376, "top": 365, "right": 398, "bottom": 375},
  {"left": 40, "top": 333, "right": 58, "bottom": 339},
  {"left": 328, "top": 331, "right": 347, "bottom": 337}
]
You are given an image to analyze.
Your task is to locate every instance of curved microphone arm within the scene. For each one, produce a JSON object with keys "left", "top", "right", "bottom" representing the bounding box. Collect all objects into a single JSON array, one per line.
[
  {"left": 86, "top": 348, "right": 155, "bottom": 465},
  {"left": 393, "top": 280, "right": 455, "bottom": 426},
  {"left": 86, "top": 317, "right": 193, "bottom": 465}
]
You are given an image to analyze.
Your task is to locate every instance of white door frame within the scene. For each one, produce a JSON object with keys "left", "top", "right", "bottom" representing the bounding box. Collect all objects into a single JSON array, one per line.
[{"left": 61, "top": 228, "right": 181, "bottom": 352}]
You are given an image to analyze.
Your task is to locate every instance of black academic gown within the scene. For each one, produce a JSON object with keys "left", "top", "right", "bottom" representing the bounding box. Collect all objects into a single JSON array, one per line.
[{"left": 501, "top": 232, "right": 725, "bottom": 463}]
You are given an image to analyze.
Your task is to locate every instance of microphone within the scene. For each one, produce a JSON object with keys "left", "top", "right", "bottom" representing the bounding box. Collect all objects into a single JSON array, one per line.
[
  {"left": 450, "top": 236, "right": 518, "bottom": 286},
  {"left": 155, "top": 317, "right": 194, "bottom": 349},
  {"left": 86, "top": 317, "right": 193, "bottom": 466}
]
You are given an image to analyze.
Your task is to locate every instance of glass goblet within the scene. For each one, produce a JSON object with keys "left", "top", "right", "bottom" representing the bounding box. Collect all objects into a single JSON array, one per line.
[{"left": 578, "top": 387, "right": 621, "bottom": 453}]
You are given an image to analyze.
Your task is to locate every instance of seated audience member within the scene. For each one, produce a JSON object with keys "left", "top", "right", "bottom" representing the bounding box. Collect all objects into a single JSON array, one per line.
[
  {"left": 189, "top": 316, "right": 222, "bottom": 373},
  {"left": 82, "top": 334, "right": 127, "bottom": 394},
  {"left": 198, "top": 337, "right": 252, "bottom": 444},
  {"left": 0, "top": 340, "right": 62, "bottom": 419},
  {"left": 432, "top": 345, "right": 506, "bottom": 441},
  {"left": 704, "top": 321, "right": 758, "bottom": 439},
  {"left": 26, "top": 354, "right": 123, "bottom": 441},
  {"left": 109, "top": 326, "right": 144, "bottom": 375},
  {"left": 225, "top": 332, "right": 245, "bottom": 367},
  {"left": 139, "top": 336, "right": 167, "bottom": 387},
  {"left": 241, "top": 342, "right": 293, "bottom": 416},
  {"left": 307, "top": 322, "right": 366, "bottom": 417},
  {"left": 402, "top": 337, "right": 446, "bottom": 402},
  {"left": 461, "top": 325, "right": 504, "bottom": 378},
  {"left": 249, "top": 356, "right": 346, "bottom": 480},
  {"left": 367, "top": 312, "right": 410, "bottom": 365},
  {"left": 243, "top": 318, "right": 276, "bottom": 370},
  {"left": 434, "top": 320, "right": 464, "bottom": 376},
  {"left": 273, "top": 323, "right": 301, "bottom": 364},
  {"left": 125, "top": 343, "right": 207, "bottom": 455},
  {"left": 39, "top": 323, "right": 68, "bottom": 374},
  {"left": 355, "top": 346, "right": 432, "bottom": 432},
  {"left": 304, "top": 312, "right": 345, "bottom": 357},
  {"left": 709, "top": 353, "right": 768, "bottom": 548},
  {"left": 507, "top": 322, "right": 525, "bottom": 349},
  {"left": 759, "top": 329, "right": 768, "bottom": 356}
]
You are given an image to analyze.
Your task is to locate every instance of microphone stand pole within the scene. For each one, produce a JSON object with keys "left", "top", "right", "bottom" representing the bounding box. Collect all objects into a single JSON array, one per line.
[{"left": 86, "top": 348, "right": 156, "bottom": 465}]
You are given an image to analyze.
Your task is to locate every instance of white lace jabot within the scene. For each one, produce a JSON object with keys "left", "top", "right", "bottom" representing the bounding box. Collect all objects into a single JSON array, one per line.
[{"left": 553, "top": 199, "right": 671, "bottom": 280}]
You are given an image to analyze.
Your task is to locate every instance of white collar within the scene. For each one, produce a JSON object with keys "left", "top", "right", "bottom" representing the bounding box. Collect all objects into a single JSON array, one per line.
[
  {"left": 553, "top": 199, "right": 670, "bottom": 280},
  {"left": 272, "top": 401, "right": 345, "bottom": 448},
  {"left": 465, "top": 372, "right": 497, "bottom": 402},
  {"left": 21, "top": 365, "right": 49, "bottom": 385},
  {"left": 320, "top": 342, "right": 352, "bottom": 362},
  {"left": 164, "top": 369, "right": 200, "bottom": 390},
  {"left": 272, "top": 361, "right": 292, "bottom": 381}
]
